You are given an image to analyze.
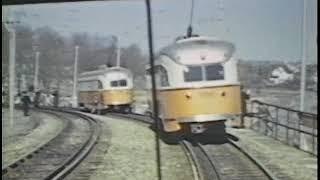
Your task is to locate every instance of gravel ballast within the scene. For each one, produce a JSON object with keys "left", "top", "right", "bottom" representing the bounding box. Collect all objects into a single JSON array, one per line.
[{"left": 66, "top": 114, "right": 194, "bottom": 180}]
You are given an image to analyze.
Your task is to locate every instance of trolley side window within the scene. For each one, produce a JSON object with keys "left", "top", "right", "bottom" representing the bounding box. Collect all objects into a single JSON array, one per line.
[
  {"left": 205, "top": 64, "right": 224, "bottom": 80},
  {"left": 184, "top": 66, "right": 202, "bottom": 82},
  {"left": 98, "top": 81, "right": 103, "bottom": 89},
  {"left": 79, "top": 80, "right": 102, "bottom": 91},
  {"left": 79, "top": 82, "right": 85, "bottom": 91},
  {"left": 159, "top": 66, "right": 169, "bottom": 87},
  {"left": 155, "top": 65, "right": 169, "bottom": 87},
  {"left": 147, "top": 66, "right": 169, "bottom": 87}
]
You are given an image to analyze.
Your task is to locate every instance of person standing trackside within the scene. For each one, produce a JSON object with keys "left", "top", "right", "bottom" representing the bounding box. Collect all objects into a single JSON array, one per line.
[
  {"left": 240, "top": 87, "right": 250, "bottom": 128},
  {"left": 34, "top": 91, "right": 41, "bottom": 108},
  {"left": 52, "top": 90, "right": 59, "bottom": 107},
  {"left": 21, "top": 91, "right": 31, "bottom": 116}
]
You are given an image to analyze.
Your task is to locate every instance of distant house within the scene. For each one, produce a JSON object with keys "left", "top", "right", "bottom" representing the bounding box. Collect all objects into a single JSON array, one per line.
[{"left": 269, "top": 66, "right": 294, "bottom": 85}]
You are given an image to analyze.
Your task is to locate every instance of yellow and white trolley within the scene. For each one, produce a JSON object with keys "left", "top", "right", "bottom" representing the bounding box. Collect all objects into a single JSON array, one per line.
[
  {"left": 78, "top": 66, "right": 134, "bottom": 113},
  {"left": 146, "top": 36, "right": 242, "bottom": 134}
]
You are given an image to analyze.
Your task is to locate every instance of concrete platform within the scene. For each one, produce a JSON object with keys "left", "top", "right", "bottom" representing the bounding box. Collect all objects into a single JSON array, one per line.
[{"left": 227, "top": 128, "right": 317, "bottom": 180}]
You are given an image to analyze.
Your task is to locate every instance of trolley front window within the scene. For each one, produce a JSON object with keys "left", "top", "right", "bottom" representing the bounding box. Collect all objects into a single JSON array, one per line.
[
  {"left": 119, "top": 80, "right": 127, "bottom": 86},
  {"left": 111, "top": 81, "right": 118, "bottom": 87},
  {"left": 184, "top": 66, "right": 202, "bottom": 82},
  {"left": 184, "top": 64, "right": 224, "bottom": 82},
  {"left": 205, "top": 64, "right": 224, "bottom": 80},
  {"left": 110, "top": 79, "right": 128, "bottom": 87}
]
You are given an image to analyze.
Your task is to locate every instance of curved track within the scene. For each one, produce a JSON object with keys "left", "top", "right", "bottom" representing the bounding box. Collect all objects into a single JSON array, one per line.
[
  {"left": 106, "top": 112, "right": 202, "bottom": 180},
  {"left": 195, "top": 140, "right": 276, "bottom": 180},
  {"left": 106, "top": 111, "right": 278, "bottom": 180},
  {"left": 2, "top": 108, "right": 101, "bottom": 180}
]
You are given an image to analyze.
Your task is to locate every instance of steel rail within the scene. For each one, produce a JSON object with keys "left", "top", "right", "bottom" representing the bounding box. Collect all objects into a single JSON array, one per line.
[
  {"left": 198, "top": 139, "right": 277, "bottom": 180},
  {"left": 66, "top": 110, "right": 279, "bottom": 180},
  {"left": 41, "top": 107, "right": 101, "bottom": 180},
  {"left": 1, "top": 109, "right": 69, "bottom": 174},
  {"left": 227, "top": 139, "right": 279, "bottom": 180},
  {"left": 179, "top": 140, "right": 203, "bottom": 180},
  {"left": 196, "top": 143, "right": 223, "bottom": 180},
  {"left": 2, "top": 107, "right": 101, "bottom": 180},
  {"left": 104, "top": 111, "right": 203, "bottom": 180},
  {"left": 107, "top": 112, "right": 215, "bottom": 180}
]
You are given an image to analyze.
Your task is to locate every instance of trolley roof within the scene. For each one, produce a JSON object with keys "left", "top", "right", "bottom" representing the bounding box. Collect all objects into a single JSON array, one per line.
[
  {"left": 158, "top": 36, "right": 235, "bottom": 65},
  {"left": 79, "top": 66, "right": 132, "bottom": 80}
]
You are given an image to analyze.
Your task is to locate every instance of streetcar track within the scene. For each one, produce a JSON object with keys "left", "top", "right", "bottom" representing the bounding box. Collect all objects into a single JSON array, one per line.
[
  {"left": 195, "top": 139, "right": 275, "bottom": 180},
  {"left": 2, "top": 108, "right": 101, "bottom": 180},
  {"left": 106, "top": 111, "right": 278, "bottom": 180},
  {"left": 2, "top": 110, "right": 69, "bottom": 174},
  {"left": 3, "top": 108, "right": 277, "bottom": 180}
]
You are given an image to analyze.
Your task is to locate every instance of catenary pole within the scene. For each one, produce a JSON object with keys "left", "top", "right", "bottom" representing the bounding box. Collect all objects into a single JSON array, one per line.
[
  {"left": 116, "top": 36, "right": 121, "bottom": 67},
  {"left": 145, "top": 0, "right": 162, "bottom": 179},
  {"left": 33, "top": 51, "right": 40, "bottom": 90},
  {"left": 72, "top": 45, "right": 79, "bottom": 107},
  {"left": 300, "top": 0, "right": 307, "bottom": 111}
]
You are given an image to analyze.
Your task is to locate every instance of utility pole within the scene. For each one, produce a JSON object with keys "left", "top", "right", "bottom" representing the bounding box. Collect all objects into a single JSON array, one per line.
[
  {"left": 17, "top": 74, "right": 21, "bottom": 95},
  {"left": 72, "top": 45, "right": 79, "bottom": 108},
  {"left": 33, "top": 51, "right": 40, "bottom": 91},
  {"left": 300, "top": 0, "right": 307, "bottom": 111},
  {"left": 5, "top": 23, "right": 17, "bottom": 129},
  {"left": 21, "top": 74, "right": 26, "bottom": 92},
  {"left": 116, "top": 36, "right": 121, "bottom": 67},
  {"left": 3, "top": 6, "right": 19, "bottom": 128}
]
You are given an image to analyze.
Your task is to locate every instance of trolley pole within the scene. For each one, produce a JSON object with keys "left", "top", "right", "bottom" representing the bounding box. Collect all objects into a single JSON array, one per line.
[
  {"left": 116, "top": 36, "right": 121, "bottom": 67},
  {"left": 299, "top": 0, "right": 307, "bottom": 111},
  {"left": 72, "top": 45, "right": 79, "bottom": 108},
  {"left": 33, "top": 51, "right": 40, "bottom": 91}
]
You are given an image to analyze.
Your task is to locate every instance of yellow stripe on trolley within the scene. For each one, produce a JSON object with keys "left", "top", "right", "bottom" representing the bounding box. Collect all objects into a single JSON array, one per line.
[
  {"left": 159, "top": 85, "right": 242, "bottom": 119},
  {"left": 102, "top": 89, "right": 133, "bottom": 105}
]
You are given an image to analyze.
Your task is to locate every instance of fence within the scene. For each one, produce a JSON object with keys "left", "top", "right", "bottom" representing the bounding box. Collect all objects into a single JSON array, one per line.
[{"left": 246, "top": 100, "right": 317, "bottom": 156}]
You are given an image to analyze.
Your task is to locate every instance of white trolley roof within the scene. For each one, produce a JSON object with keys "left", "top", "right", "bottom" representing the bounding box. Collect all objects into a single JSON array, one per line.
[
  {"left": 78, "top": 66, "right": 133, "bottom": 89},
  {"left": 157, "top": 36, "right": 235, "bottom": 65},
  {"left": 79, "top": 66, "right": 132, "bottom": 81}
]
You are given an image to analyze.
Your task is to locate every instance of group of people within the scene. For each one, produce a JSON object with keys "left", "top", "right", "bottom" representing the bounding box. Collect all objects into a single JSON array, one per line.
[{"left": 15, "top": 90, "right": 59, "bottom": 116}]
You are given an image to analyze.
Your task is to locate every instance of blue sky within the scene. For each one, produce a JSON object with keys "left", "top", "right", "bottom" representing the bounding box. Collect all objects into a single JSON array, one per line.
[{"left": 6, "top": 0, "right": 317, "bottom": 62}]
